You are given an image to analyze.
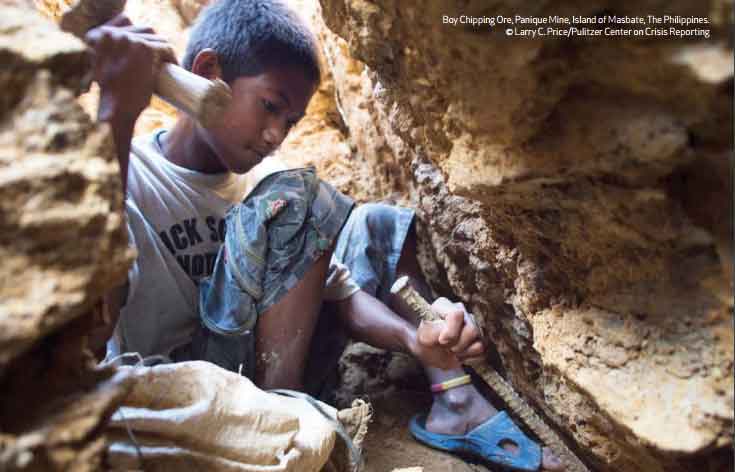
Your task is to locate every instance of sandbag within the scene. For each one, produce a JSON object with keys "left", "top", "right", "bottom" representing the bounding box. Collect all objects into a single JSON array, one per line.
[{"left": 105, "top": 361, "right": 369, "bottom": 471}]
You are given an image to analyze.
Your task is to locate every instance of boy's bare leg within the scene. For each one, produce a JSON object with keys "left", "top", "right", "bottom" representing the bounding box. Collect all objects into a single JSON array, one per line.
[
  {"left": 255, "top": 251, "right": 331, "bottom": 390},
  {"left": 389, "top": 226, "right": 563, "bottom": 470},
  {"left": 388, "top": 228, "right": 497, "bottom": 434}
]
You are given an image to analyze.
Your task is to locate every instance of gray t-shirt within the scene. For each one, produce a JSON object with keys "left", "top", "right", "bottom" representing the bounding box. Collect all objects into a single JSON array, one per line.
[{"left": 107, "top": 132, "right": 358, "bottom": 360}]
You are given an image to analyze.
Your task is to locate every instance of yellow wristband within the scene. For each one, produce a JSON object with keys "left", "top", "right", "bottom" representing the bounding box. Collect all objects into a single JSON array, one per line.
[{"left": 430, "top": 374, "right": 471, "bottom": 393}]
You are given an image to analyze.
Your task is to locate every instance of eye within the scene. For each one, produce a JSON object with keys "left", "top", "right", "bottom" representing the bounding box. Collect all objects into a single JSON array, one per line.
[{"left": 262, "top": 99, "right": 279, "bottom": 114}]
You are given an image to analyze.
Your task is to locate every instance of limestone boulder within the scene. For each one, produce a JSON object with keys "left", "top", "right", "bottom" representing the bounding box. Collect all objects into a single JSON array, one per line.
[
  {"left": 0, "top": 6, "right": 133, "bottom": 470},
  {"left": 317, "top": 0, "right": 734, "bottom": 470},
  {"left": 275, "top": 0, "right": 372, "bottom": 199},
  {"left": 12, "top": 0, "right": 733, "bottom": 469},
  {"left": 170, "top": 0, "right": 209, "bottom": 25},
  {"left": 0, "top": 5, "right": 132, "bottom": 373}
]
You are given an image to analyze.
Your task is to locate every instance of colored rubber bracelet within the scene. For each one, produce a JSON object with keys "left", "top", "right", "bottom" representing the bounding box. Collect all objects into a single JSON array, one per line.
[{"left": 430, "top": 374, "right": 471, "bottom": 393}]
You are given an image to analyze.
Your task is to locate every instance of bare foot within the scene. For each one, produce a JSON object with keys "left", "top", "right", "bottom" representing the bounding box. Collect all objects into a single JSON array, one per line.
[{"left": 425, "top": 384, "right": 565, "bottom": 471}]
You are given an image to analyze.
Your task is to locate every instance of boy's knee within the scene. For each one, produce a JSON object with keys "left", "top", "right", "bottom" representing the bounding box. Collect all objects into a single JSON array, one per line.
[{"left": 355, "top": 203, "right": 403, "bottom": 235}]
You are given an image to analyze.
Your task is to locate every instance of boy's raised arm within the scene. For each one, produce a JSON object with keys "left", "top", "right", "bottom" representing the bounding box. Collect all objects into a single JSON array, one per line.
[
  {"left": 85, "top": 14, "right": 176, "bottom": 194},
  {"left": 89, "top": 283, "right": 128, "bottom": 358},
  {"left": 83, "top": 15, "right": 175, "bottom": 356}
]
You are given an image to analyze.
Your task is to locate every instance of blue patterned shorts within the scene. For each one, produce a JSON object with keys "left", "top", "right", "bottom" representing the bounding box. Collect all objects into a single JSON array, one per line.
[{"left": 184, "top": 168, "right": 415, "bottom": 382}]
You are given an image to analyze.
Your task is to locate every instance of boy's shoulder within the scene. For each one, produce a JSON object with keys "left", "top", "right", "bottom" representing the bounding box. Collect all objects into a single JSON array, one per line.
[
  {"left": 128, "top": 130, "right": 167, "bottom": 176},
  {"left": 126, "top": 131, "right": 176, "bottom": 202},
  {"left": 125, "top": 131, "right": 296, "bottom": 215}
]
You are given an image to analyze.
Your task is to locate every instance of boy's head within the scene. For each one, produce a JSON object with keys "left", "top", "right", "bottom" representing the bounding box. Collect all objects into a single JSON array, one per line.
[
  {"left": 182, "top": 0, "right": 321, "bottom": 85},
  {"left": 182, "top": 0, "right": 322, "bottom": 173}
]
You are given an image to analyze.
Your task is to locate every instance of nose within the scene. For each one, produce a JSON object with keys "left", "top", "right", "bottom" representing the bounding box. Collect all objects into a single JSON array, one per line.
[{"left": 262, "top": 118, "right": 287, "bottom": 149}]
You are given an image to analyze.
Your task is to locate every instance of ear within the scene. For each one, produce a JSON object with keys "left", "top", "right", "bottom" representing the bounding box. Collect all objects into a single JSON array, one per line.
[{"left": 191, "top": 48, "right": 223, "bottom": 80}]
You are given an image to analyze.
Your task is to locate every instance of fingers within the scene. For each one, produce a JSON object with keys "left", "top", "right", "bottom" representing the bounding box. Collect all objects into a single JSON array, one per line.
[
  {"left": 84, "top": 25, "right": 115, "bottom": 48},
  {"left": 122, "top": 25, "right": 156, "bottom": 34},
  {"left": 131, "top": 33, "right": 169, "bottom": 43},
  {"left": 450, "top": 324, "right": 479, "bottom": 354},
  {"left": 451, "top": 317, "right": 482, "bottom": 354},
  {"left": 426, "top": 297, "right": 486, "bottom": 359},
  {"left": 456, "top": 340, "right": 484, "bottom": 361},
  {"left": 86, "top": 20, "right": 166, "bottom": 46},
  {"left": 82, "top": 19, "right": 165, "bottom": 123},
  {"left": 432, "top": 298, "right": 463, "bottom": 345},
  {"left": 418, "top": 296, "right": 488, "bottom": 360},
  {"left": 438, "top": 310, "right": 463, "bottom": 345},
  {"left": 85, "top": 25, "right": 178, "bottom": 68},
  {"left": 153, "top": 43, "right": 179, "bottom": 65},
  {"left": 104, "top": 13, "right": 132, "bottom": 27},
  {"left": 103, "top": 14, "right": 155, "bottom": 35},
  {"left": 416, "top": 319, "right": 442, "bottom": 346},
  {"left": 87, "top": 28, "right": 168, "bottom": 47}
]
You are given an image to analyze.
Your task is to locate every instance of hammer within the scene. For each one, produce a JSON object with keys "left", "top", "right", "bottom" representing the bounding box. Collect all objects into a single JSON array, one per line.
[
  {"left": 390, "top": 276, "right": 590, "bottom": 472},
  {"left": 60, "top": 0, "right": 231, "bottom": 128}
]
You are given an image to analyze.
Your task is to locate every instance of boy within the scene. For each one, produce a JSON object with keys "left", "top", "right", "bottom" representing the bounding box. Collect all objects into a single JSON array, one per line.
[{"left": 88, "top": 1, "right": 561, "bottom": 470}]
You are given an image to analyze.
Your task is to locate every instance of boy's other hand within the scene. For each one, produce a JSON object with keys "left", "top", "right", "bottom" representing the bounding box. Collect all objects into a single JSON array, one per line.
[
  {"left": 413, "top": 298, "right": 485, "bottom": 369},
  {"left": 85, "top": 14, "right": 177, "bottom": 124}
]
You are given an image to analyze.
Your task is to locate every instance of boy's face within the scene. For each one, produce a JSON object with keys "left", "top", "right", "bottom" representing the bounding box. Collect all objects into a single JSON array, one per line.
[{"left": 202, "top": 64, "right": 316, "bottom": 174}]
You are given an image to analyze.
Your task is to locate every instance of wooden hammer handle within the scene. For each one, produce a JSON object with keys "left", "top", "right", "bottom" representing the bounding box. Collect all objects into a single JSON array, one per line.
[
  {"left": 60, "top": 0, "right": 231, "bottom": 128},
  {"left": 155, "top": 63, "right": 232, "bottom": 129},
  {"left": 389, "top": 276, "right": 590, "bottom": 472}
]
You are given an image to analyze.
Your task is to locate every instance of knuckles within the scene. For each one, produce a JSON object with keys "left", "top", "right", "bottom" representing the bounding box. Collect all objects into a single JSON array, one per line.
[
  {"left": 87, "top": 27, "right": 157, "bottom": 62},
  {"left": 422, "top": 297, "right": 485, "bottom": 353},
  {"left": 416, "top": 326, "right": 435, "bottom": 346},
  {"left": 463, "top": 323, "right": 480, "bottom": 339}
]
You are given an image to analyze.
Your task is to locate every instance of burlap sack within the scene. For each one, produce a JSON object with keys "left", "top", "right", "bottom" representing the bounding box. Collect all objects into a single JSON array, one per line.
[{"left": 105, "top": 361, "right": 369, "bottom": 471}]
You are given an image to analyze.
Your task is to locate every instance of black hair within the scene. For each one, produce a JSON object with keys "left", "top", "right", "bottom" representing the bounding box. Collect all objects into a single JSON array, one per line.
[{"left": 182, "top": 0, "right": 321, "bottom": 85}]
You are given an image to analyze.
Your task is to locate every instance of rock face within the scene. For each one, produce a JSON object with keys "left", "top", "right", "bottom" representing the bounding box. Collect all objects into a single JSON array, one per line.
[
  {"left": 316, "top": 0, "right": 734, "bottom": 470},
  {"left": 36, "top": 0, "right": 190, "bottom": 136},
  {"left": 9, "top": 0, "right": 733, "bottom": 470},
  {"left": 170, "top": 0, "right": 210, "bottom": 25},
  {"left": 0, "top": 5, "right": 133, "bottom": 470}
]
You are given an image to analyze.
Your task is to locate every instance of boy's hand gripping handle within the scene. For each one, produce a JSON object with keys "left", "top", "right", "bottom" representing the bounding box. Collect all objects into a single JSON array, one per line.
[
  {"left": 60, "top": 0, "right": 232, "bottom": 128},
  {"left": 390, "top": 275, "right": 590, "bottom": 472}
]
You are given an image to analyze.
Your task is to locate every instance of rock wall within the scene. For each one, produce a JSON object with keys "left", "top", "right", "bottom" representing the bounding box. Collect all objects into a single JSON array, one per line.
[
  {"left": 35, "top": 0, "right": 191, "bottom": 135},
  {"left": 0, "top": 5, "right": 133, "bottom": 470},
  {"left": 316, "top": 1, "right": 734, "bottom": 471},
  {"left": 7, "top": 0, "right": 732, "bottom": 471},
  {"left": 4, "top": 1, "right": 357, "bottom": 469}
]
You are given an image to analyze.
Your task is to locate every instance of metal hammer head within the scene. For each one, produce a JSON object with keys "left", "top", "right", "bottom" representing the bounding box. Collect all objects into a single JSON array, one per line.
[{"left": 60, "top": 0, "right": 127, "bottom": 38}]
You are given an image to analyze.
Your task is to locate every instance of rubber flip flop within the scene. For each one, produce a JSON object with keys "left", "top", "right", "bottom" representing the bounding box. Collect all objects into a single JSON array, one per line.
[{"left": 409, "top": 411, "right": 542, "bottom": 471}]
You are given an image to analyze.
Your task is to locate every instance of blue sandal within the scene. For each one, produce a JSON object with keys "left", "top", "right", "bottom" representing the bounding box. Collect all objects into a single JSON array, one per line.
[{"left": 409, "top": 411, "right": 542, "bottom": 471}]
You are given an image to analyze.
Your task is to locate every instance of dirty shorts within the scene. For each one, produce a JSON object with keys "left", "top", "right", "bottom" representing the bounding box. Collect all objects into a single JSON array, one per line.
[
  {"left": 187, "top": 167, "right": 354, "bottom": 377},
  {"left": 188, "top": 168, "right": 416, "bottom": 388},
  {"left": 303, "top": 202, "right": 415, "bottom": 397},
  {"left": 331, "top": 203, "right": 415, "bottom": 303}
]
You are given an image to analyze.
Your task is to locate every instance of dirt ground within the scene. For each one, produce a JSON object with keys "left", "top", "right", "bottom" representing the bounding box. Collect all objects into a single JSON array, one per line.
[
  {"left": 360, "top": 389, "right": 493, "bottom": 472},
  {"left": 332, "top": 343, "right": 496, "bottom": 471}
]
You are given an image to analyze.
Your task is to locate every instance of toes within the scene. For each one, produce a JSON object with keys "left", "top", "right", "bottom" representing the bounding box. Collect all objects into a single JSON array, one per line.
[
  {"left": 498, "top": 439, "right": 519, "bottom": 455},
  {"left": 541, "top": 447, "right": 565, "bottom": 471}
]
